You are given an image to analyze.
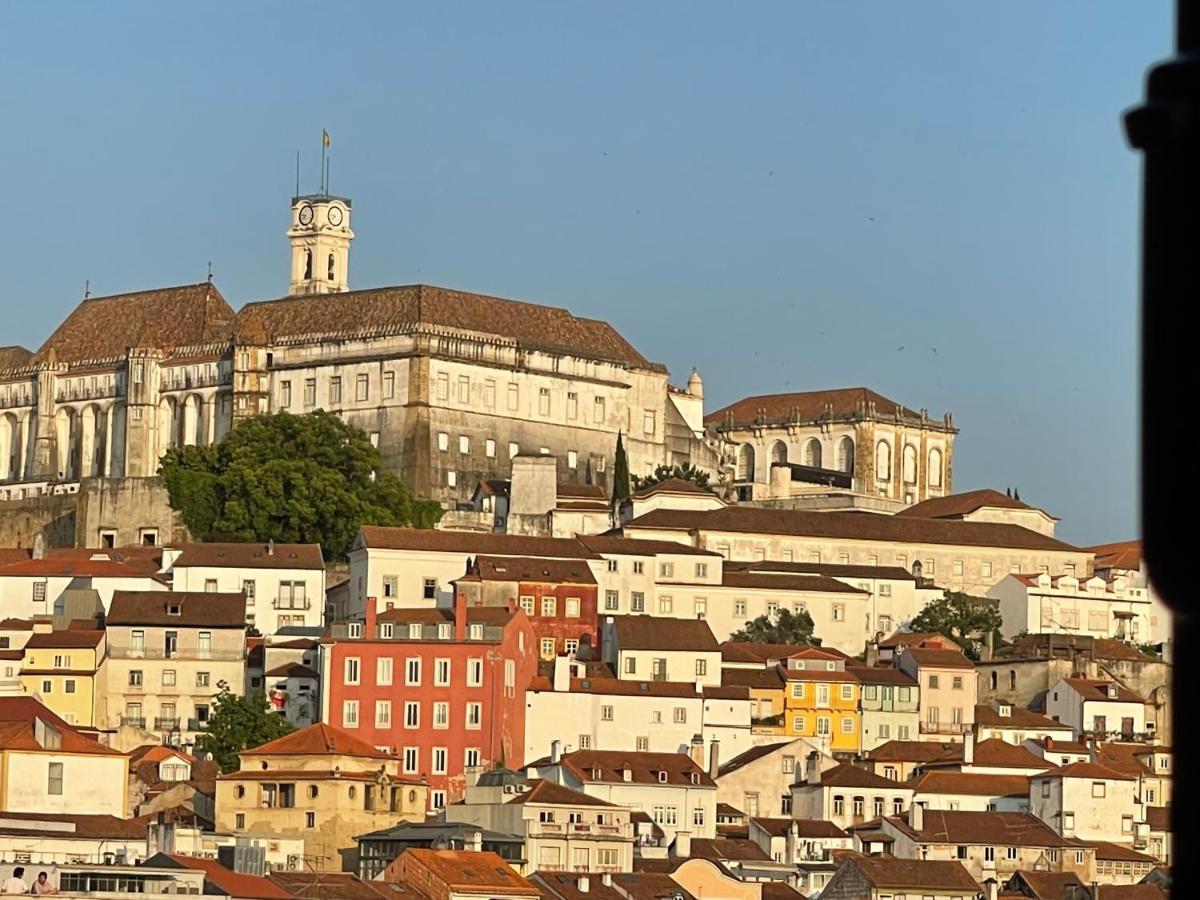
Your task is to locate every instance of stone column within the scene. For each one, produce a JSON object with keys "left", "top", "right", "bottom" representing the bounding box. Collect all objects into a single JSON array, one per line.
[
  {"left": 204, "top": 395, "right": 216, "bottom": 445},
  {"left": 182, "top": 396, "right": 198, "bottom": 446},
  {"left": 102, "top": 406, "right": 115, "bottom": 477},
  {"left": 79, "top": 406, "right": 97, "bottom": 478}
]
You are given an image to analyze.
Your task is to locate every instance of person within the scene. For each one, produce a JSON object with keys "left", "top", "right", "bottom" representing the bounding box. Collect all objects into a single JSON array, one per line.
[
  {"left": 32, "top": 872, "right": 58, "bottom": 895},
  {"left": 1, "top": 866, "right": 26, "bottom": 894}
]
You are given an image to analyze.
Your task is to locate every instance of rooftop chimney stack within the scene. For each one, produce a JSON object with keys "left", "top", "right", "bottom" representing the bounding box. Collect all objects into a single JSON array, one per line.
[
  {"left": 963, "top": 733, "right": 975, "bottom": 766},
  {"left": 577, "top": 876, "right": 590, "bottom": 893},
  {"left": 454, "top": 587, "right": 467, "bottom": 640},
  {"left": 806, "top": 751, "right": 821, "bottom": 785},
  {"left": 911, "top": 802, "right": 924, "bottom": 832},
  {"left": 689, "top": 734, "right": 705, "bottom": 767},
  {"left": 708, "top": 738, "right": 721, "bottom": 780},
  {"left": 550, "top": 740, "right": 562, "bottom": 765},
  {"left": 364, "top": 596, "right": 378, "bottom": 639},
  {"left": 674, "top": 831, "right": 692, "bottom": 858}
]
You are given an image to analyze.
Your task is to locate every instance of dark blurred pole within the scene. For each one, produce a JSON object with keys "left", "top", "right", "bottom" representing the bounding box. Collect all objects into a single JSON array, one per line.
[{"left": 1124, "top": 0, "right": 1198, "bottom": 894}]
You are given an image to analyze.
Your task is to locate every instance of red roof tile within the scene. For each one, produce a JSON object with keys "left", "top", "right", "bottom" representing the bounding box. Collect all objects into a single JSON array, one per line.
[
  {"left": 1035, "top": 761, "right": 1136, "bottom": 781},
  {"left": 164, "top": 854, "right": 294, "bottom": 899},
  {"left": 705, "top": 387, "right": 926, "bottom": 428},
  {"left": 358, "top": 527, "right": 599, "bottom": 559},
  {"left": 470, "top": 555, "right": 597, "bottom": 585},
  {"left": 908, "top": 771, "right": 1031, "bottom": 797},
  {"left": 1060, "top": 677, "right": 1144, "bottom": 703},
  {"left": 546, "top": 749, "right": 715, "bottom": 788},
  {"left": 837, "top": 854, "right": 980, "bottom": 891},
  {"left": 247, "top": 723, "right": 395, "bottom": 759},
  {"left": 395, "top": 848, "right": 541, "bottom": 895},
  {"left": 172, "top": 542, "right": 324, "bottom": 570},
  {"left": 610, "top": 615, "right": 718, "bottom": 651},
  {"left": 107, "top": 591, "right": 246, "bottom": 627},
  {"left": 896, "top": 488, "right": 1042, "bottom": 519}
]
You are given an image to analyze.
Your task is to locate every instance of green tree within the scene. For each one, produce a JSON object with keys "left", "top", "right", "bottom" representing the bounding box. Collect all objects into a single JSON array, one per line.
[
  {"left": 612, "top": 431, "right": 631, "bottom": 506},
  {"left": 730, "top": 608, "right": 821, "bottom": 646},
  {"left": 194, "top": 685, "right": 295, "bottom": 773},
  {"left": 632, "top": 463, "right": 712, "bottom": 492},
  {"left": 909, "top": 591, "right": 1003, "bottom": 660},
  {"left": 160, "top": 410, "right": 441, "bottom": 560}
]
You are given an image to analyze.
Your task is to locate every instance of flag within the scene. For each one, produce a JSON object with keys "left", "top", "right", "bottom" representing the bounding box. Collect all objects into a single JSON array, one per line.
[{"left": 323, "top": 130, "right": 331, "bottom": 148}]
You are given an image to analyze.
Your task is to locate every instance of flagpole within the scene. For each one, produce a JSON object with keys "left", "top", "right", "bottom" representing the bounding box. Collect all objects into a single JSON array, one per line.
[{"left": 320, "top": 130, "right": 327, "bottom": 195}]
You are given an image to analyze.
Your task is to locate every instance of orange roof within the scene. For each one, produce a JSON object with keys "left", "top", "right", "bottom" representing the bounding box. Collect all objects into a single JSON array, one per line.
[
  {"left": 705, "top": 387, "right": 927, "bottom": 428},
  {"left": 0, "top": 696, "right": 123, "bottom": 755},
  {"left": 896, "top": 488, "right": 1045, "bottom": 520},
  {"left": 247, "top": 722, "right": 396, "bottom": 759},
  {"left": 400, "top": 848, "right": 541, "bottom": 895},
  {"left": 1087, "top": 539, "right": 1143, "bottom": 571},
  {"left": 164, "top": 854, "right": 294, "bottom": 899},
  {"left": 1036, "top": 761, "right": 1135, "bottom": 781}
]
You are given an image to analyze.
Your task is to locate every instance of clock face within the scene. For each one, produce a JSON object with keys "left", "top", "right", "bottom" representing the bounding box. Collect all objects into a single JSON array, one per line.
[
  {"left": 327, "top": 205, "right": 344, "bottom": 227},
  {"left": 298, "top": 204, "right": 314, "bottom": 226}
]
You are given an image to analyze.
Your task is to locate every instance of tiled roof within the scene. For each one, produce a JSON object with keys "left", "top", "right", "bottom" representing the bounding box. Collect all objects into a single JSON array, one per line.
[
  {"left": 357, "top": 526, "right": 599, "bottom": 559},
  {"left": 705, "top": 387, "right": 924, "bottom": 427},
  {"left": 735, "top": 559, "right": 917, "bottom": 581},
  {"left": 846, "top": 666, "right": 918, "bottom": 686},
  {"left": 1095, "top": 742, "right": 1168, "bottom": 777},
  {"left": 399, "top": 848, "right": 541, "bottom": 895},
  {"left": 265, "top": 662, "right": 320, "bottom": 679},
  {"left": 527, "top": 673, "right": 747, "bottom": 701},
  {"left": 610, "top": 615, "right": 718, "bottom": 651},
  {"left": 801, "top": 763, "right": 903, "bottom": 791},
  {"left": 1036, "top": 761, "right": 1136, "bottom": 781},
  {"left": 877, "top": 631, "right": 945, "bottom": 649},
  {"left": 1146, "top": 806, "right": 1170, "bottom": 831},
  {"left": 237, "top": 284, "right": 655, "bottom": 369},
  {"left": 622, "top": 507, "right": 1079, "bottom": 552},
  {"left": 689, "top": 837, "right": 771, "bottom": 861},
  {"left": 248, "top": 723, "right": 396, "bottom": 759},
  {"left": 35, "top": 283, "right": 235, "bottom": 364},
  {"left": 172, "top": 542, "right": 324, "bottom": 570},
  {"left": 751, "top": 817, "right": 848, "bottom": 839},
  {"left": 903, "top": 647, "right": 975, "bottom": 669},
  {"left": 160, "top": 854, "right": 294, "bottom": 899},
  {"left": 550, "top": 749, "right": 715, "bottom": 787},
  {"left": 1087, "top": 539, "right": 1143, "bottom": 571},
  {"left": 928, "top": 739, "right": 1052, "bottom": 771},
  {"left": 759, "top": 884, "right": 807, "bottom": 900},
  {"left": 0, "top": 345, "right": 33, "bottom": 370},
  {"left": 23, "top": 629, "right": 105, "bottom": 649},
  {"left": 0, "top": 548, "right": 164, "bottom": 579},
  {"left": 107, "top": 591, "right": 246, "bottom": 627},
  {"left": 720, "top": 667, "right": 786, "bottom": 690},
  {"left": 1081, "top": 840, "right": 1158, "bottom": 863},
  {"left": 890, "top": 810, "right": 1067, "bottom": 847},
  {"left": 534, "top": 872, "right": 629, "bottom": 900},
  {"left": 717, "top": 741, "right": 794, "bottom": 776},
  {"left": 864, "top": 740, "right": 956, "bottom": 764},
  {"left": 470, "top": 555, "right": 597, "bottom": 585},
  {"left": 715, "top": 569, "right": 866, "bottom": 594},
  {"left": 895, "top": 488, "right": 1040, "bottom": 519},
  {"left": 840, "top": 854, "right": 980, "bottom": 891},
  {"left": 268, "top": 872, "right": 396, "bottom": 899},
  {"left": 1083, "top": 886, "right": 1166, "bottom": 900},
  {"left": 974, "top": 704, "right": 1066, "bottom": 729},
  {"left": 0, "top": 811, "right": 150, "bottom": 839},
  {"left": 0, "top": 696, "right": 124, "bottom": 755},
  {"left": 720, "top": 641, "right": 850, "bottom": 664},
  {"left": 1006, "top": 870, "right": 1087, "bottom": 899},
  {"left": 1060, "top": 676, "right": 1144, "bottom": 703},
  {"left": 507, "top": 779, "right": 617, "bottom": 807},
  {"left": 908, "top": 771, "right": 1031, "bottom": 798},
  {"left": 612, "top": 872, "right": 697, "bottom": 900},
  {"left": 576, "top": 535, "right": 721, "bottom": 558}
]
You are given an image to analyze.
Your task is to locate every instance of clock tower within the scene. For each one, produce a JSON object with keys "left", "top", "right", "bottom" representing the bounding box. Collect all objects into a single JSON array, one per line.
[{"left": 287, "top": 193, "right": 354, "bottom": 295}]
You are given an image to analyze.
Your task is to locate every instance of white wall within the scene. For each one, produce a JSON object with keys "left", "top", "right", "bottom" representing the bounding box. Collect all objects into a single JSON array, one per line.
[
  {"left": 3, "top": 751, "right": 127, "bottom": 816},
  {"left": 171, "top": 563, "right": 325, "bottom": 633}
]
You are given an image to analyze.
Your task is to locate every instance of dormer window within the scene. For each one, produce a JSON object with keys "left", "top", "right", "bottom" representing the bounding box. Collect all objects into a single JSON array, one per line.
[
  {"left": 437, "top": 623, "right": 452, "bottom": 640},
  {"left": 167, "top": 604, "right": 181, "bottom": 616},
  {"left": 998, "top": 704, "right": 1012, "bottom": 717},
  {"left": 469, "top": 624, "right": 484, "bottom": 640},
  {"left": 380, "top": 623, "right": 394, "bottom": 639},
  {"left": 592, "top": 768, "right": 603, "bottom": 779},
  {"left": 348, "top": 622, "right": 363, "bottom": 638},
  {"left": 408, "top": 623, "right": 422, "bottom": 639},
  {"left": 690, "top": 772, "right": 700, "bottom": 785},
  {"left": 826, "top": 661, "right": 836, "bottom": 671},
  {"left": 658, "top": 771, "right": 668, "bottom": 783}
]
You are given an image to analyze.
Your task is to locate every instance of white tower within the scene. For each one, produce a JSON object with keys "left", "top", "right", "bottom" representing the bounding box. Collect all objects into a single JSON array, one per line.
[{"left": 287, "top": 193, "right": 354, "bottom": 295}]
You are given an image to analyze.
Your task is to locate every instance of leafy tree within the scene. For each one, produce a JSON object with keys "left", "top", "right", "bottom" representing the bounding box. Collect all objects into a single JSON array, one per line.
[
  {"left": 632, "top": 462, "right": 712, "bottom": 492},
  {"left": 730, "top": 608, "right": 821, "bottom": 646},
  {"left": 194, "top": 684, "right": 295, "bottom": 773},
  {"left": 909, "top": 591, "right": 1003, "bottom": 660},
  {"left": 160, "top": 411, "right": 441, "bottom": 560},
  {"left": 612, "top": 432, "right": 631, "bottom": 506}
]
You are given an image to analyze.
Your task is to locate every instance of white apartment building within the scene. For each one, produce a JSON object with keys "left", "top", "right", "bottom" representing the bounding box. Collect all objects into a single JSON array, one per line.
[
  {"left": 1030, "top": 761, "right": 1141, "bottom": 843},
  {"left": 165, "top": 541, "right": 325, "bottom": 633},
  {"left": 602, "top": 616, "right": 722, "bottom": 687},
  {"left": 990, "top": 571, "right": 1155, "bottom": 643},
  {"left": 1044, "top": 676, "right": 1149, "bottom": 741},
  {"left": 790, "top": 754, "right": 914, "bottom": 830},
  {"left": 0, "top": 548, "right": 166, "bottom": 620}
]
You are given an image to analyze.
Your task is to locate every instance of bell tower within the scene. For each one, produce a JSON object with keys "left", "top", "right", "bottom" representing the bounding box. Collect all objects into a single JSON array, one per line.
[{"left": 287, "top": 193, "right": 354, "bottom": 295}]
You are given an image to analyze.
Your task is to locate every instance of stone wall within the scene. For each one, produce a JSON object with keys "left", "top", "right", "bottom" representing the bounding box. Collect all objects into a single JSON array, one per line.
[
  {"left": 75, "top": 476, "right": 190, "bottom": 548},
  {"left": 0, "top": 491, "right": 77, "bottom": 548}
]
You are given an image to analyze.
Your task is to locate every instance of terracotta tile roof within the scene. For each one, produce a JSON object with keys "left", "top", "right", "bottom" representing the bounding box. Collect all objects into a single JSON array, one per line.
[
  {"left": 720, "top": 641, "right": 850, "bottom": 664},
  {"left": 734, "top": 559, "right": 917, "bottom": 581},
  {"left": 398, "top": 848, "right": 541, "bottom": 895},
  {"left": 247, "top": 722, "right": 396, "bottom": 759},
  {"left": 720, "top": 667, "right": 787, "bottom": 690},
  {"left": 927, "top": 739, "right": 1052, "bottom": 771},
  {"left": 612, "top": 872, "right": 697, "bottom": 900},
  {"left": 1096, "top": 742, "right": 1169, "bottom": 777},
  {"left": 23, "top": 629, "right": 105, "bottom": 649},
  {"left": 576, "top": 535, "right": 721, "bottom": 558},
  {"left": 890, "top": 810, "right": 1067, "bottom": 847},
  {"left": 533, "top": 872, "right": 629, "bottom": 900},
  {"left": 903, "top": 647, "right": 976, "bottom": 669},
  {"left": 374, "top": 606, "right": 515, "bottom": 631},
  {"left": 0, "top": 616, "right": 34, "bottom": 628},
  {"left": 0, "top": 811, "right": 150, "bottom": 839},
  {"left": 0, "top": 549, "right": 164, "bottom": 579},
  {"left": 907, "top": 771, "right": 1031, "bottom": 797},
  {"left": 717, "top": 741, "right": 795, "bottom": 776},
  {"left": 107, "top": 590, "right": 246, "bottom": 627},
  {"left": 1060, "top": 676, "right": 1144, "bottom": 703},
  {"left": 751, "top": 817, "right": 848, "bottom": 838},
  {"left": 610, "top": 615, "right": 718, "bottom": 651},
  {"left": 895, "top": 488, "right": 1041, "bottom": 519},
  {"left": 0, "top": 696, "right": 124, "bottom": 755},
  {"left": 557, "top": 483, "right": 609, "bottom": 501},
  {"left": 1087, "top": 539, "right": 1143, "bottom": 571},
  {"left": 1086, "top": 887, "right": 1166, "bottom": 900},
  {"left": 269, "top": 871, "right": 396, "bottom": 899},
  {"left": 358, "top": 526, "right": 599, "bottom": 559},
  {"left": 1080, "top": 840, "right": 1157, "bottom": 863},
  {"left": 632, "top": 478, "right": 714, "bottom": 498},
  {"left": 864, "top": 740, "right": 957, "bottom": 764},
  {"left": 800, "top": 763, "right": 904, "bottom": 791},
  {"left": 878, "top": 631, "right": 947, "bottom": 649},
  {"left": 35, "top": 283, "right": 235, "bottom": 365},
  {"left": 161, "top": 854, "right": 294, "bottom": 899},
  {"left": 705, "top": 387, "right": 925, "bottom": 427},
  {"left": 266, "top": 662, "right": 320, "bottom": 679},
  {"left": 237, "top": 284, "right": 656, "bottom": 369},
  {"left": 172, "top": 542, "right": 324, "bottom": 570},
  {"left": 506, "top": 779, "right": 618, "bottom": 807},
  {"left": 471, "top": 555, "right": 597, "bottom": 585},
  {"left": 622, "top": 507, "right": 1080, "bottom": 552},
  {"left": 526, "top": 673, "right": 746, "bottom": 701},
  {"left": 714, "top": 569, "right": 867, "bottom": 594},
  {"left": 974, "top": 704, "right": 1066, "bottom": 729},
  {"left": 1035, "top": 761, "right": 1135, "bottom": 781},
  {"left": 0, "top": 345, "right": 33, "bottom": 370},
  {"left": 1006, "top": 870, "right": 1088, "bottom": 899},
  {"left": 838, "top": 854, "right": 980, "bottom": 891},
  {"left": 1028, "top": 737, "right": 1090, "bottom": 755},
  {"left": 689, "top": 837, "right": 771, "bottom": 861},
  {"left": 548, "top": 749, "right": 715, "bottom": 787},
  {"left": 847, "top": 666, "right": 918, "bottom": 686}
]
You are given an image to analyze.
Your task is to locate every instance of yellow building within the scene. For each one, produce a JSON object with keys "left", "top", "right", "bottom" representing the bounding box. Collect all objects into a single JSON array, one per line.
[
  {"left": 781, "top": 647, "right": 861, "bottom": 755},
  {"left": 20, "top": 626, "right": 106, "bottom": 728},
  {"left": 215, "top": 722, "right": 428, "bottom": 872}
]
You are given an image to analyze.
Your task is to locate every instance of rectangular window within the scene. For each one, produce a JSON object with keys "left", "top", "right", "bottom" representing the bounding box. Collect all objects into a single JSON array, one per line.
[
  {"left": 329, "top": 376, "right": 342, "bottom": 404},
  {"left": 567, "top": 392, "right": 578, "bottom": 419},
  {"left": 734, "top": 599, "right": 747, "bottom": 617},
  {"left": 841, "top": 717, "right": 854, "bottom": 733},
  {"left": 280, "top": 381, "right": 292, "bottom": 408},
  {"left": 673, "top": 707, "right": 687, "bottom": 723},
  {"left": 129, "top": 670, "right": 143, "bottom": 687},
  {"left": 342, "top": 700, "right": 359, "bottom": 728},
  {"left": 567, "top": 449, "right": 577, "bottom": 469},
  {"left": 929, "top": 674, "right": 940, "bottom": 689},
  {"left": 403, "top": 747, "right": 419, "bottom": 773},
  {"left": 485, "top": 438, "right": 496, "bottom": 458},
  {"left": 507, "top": 383, "right": 519, "bottom": 410},
  {"left": 565, "top": 597, "right": 580, "bottom": 617},
  {"left": 379, "top": 370, "right": 394, "bottom": 400},
  {"left": 520, "top": 596, "right": 535, "bottom": 616},
  {"left": 952, "top": 676, "right": 963, "bottom": 690},
  {"left": 433, "top": 748, "right": 448, "bottom": 775},
  {"left": 840, "top": 684, "right": 853, "bottom": 700},
  {"left": 633, "top": 561, "right": 644, "bottom": 574},
  {"left": 356, "top": 373, "right": 369, "bottom": 401},
  {"left": 643, "top": 410, "right": 656, "bottom": 434},
  {"left": 438, "top": 432, "right": 449, "bottom": 451},
  {"left": 508, "top": 441, "right": 520, "bottom": 459},
  {"left": 594, "top": 396, "right": 606, "bottom": 422},
  {"left": 382, "top": 575, "right": 398, "bottom": 598},
  {"left": 624, "top": 657, "right": 637, "bottom": 675},
  {"left": 436, "top": 372, "right": 449, "bottom": 401},
  {"left": 484, "top": 379, "right": 496, "bottom": 408},
  {"left": 377, "top": 658, "right": 393, "bottom": 686},
  {"left": 832, "top": 603, "right": 844, "bottom": 621},
  {"left": 466, "top": 658, "right": 483, "bottom": 686},
  {"left": 696, "top": 659, "right": 707, "bottom": 676},
  {"left": 540, "top": 637, "right": 557, "bottom": 658},
  {"left": 538, "top": 387, "right": 551, "bottom": 415},
  {"left": 600, "top": 705, "right": 615, "bottom": 721},
  {"left": 631, "top": 592, "right": 645, "bottom": 612},
  {"left": 605, "top": 590, "right": 619, "bottom": 611},
  {"left": 658, "top": 596, "right": 673, "bottom": 613},
  {"left": 541, "top": 597, "right": 557, "bottom": 616},
  {"left": 344, "top": 658, "right": 361, "bottom": 685},
  {"left": 433, "top": 702, "right": 450, "bottom": 728},
  {"left": 465, "top": 748, "right": 481, "bottom": 768},
  {"left": 695, "top": 563, "right": 708, "bottom": 578},
  {"left": 64, "top": 679, "right": 76, "bottom": 694},
  {"left": 375, "top": 700, "right": 391, "bottom": 728},
  {"left": 404, "top": 702, "right": 420, "bottom": 728},
  {"left": 163, "top": 669, "right": 176, "bottom": 687},
  {"left": 434, "top": 659, "right": 451, "bottom": 686},
  {"left": 457, "top": 376, "right": 469, "bottom": 403},
  {"left": 458, "top": 435, "right": 469, "bottom": 454},
  {"left": 47, "top": 761, "right": 65, "bottom": 795},
  {"left": 303, "top": 378, "right": 316, "bottom": 406}
]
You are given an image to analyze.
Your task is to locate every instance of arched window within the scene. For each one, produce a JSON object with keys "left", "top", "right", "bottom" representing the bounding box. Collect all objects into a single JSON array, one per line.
[
  {"left": 876, "top": 441, "right": 891, "bottom": 480},
  {"left": 1009, "top": 670, "right": 1017, "bottom": 691},
  {"left": 833, "top": 795, "right": 845, "bottom": 816},
  {"left": 911, "top": 560, "right": 923, "bottom": 580},
  {"left": 929, "top": 448, "right": 943, "bottom": 487},
  {"left": 770, "top": 441, "right": 788, "bottom": 466},
  {"left": 804, "top": 439, "right": 822, "bottom": 469},
  {"left": 852, "top": 796, "right": 864, "bottom": 817},
  {"left": 903, "top": 444, "right": 918, "bottom": 484},
  {"left": 837, "top": 436, "right": 855, "bottom": 474},
  {"left": 990, "top": 671, "right": 998, "bottom": 690},
  {"left": 737, "top": 444, "right": 756, "bottom": 481},
  {"left": 303, "top": 249, "right": 313, "bottom": 280},
  {"left": 349, "top": 786, "right": 357, "bottom": 800},
  {"left": 327, "top": 253, "right": 336, "bottom": 281}
]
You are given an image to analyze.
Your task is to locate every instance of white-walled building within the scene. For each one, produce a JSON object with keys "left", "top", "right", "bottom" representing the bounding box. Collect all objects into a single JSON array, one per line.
[
  {"left": 1029, "top": 761, "right": 1141, "bottom": 843},
  {"left": 850, "top": 666, "right": 920, "bottom": 751},
  {"left": 907, "top": 771, "right": 1031, "bottom": 812},
  {"left": 1044, "top": 677, "right": 1148, "bottom": 742},
  {"left": 714, "top": 737, "right": 830, "bottom": 819},
  {"left": 789, "top": 754, "right": 914, "bottom": 830},
  {"left": 989, "top": 572, "right": 1155, "bottom": 643},
  {"left": 165, "top": 542, "right": 325, "bottom": 634},
  {"left": 0, "top": 548, "right": 166, "bottom": 620},
  {"left": 602, "top": 616, "right": 722, "bottom": 687},
  {"left": 973, "top": 700, "right": 1075, "bottom": 745}
]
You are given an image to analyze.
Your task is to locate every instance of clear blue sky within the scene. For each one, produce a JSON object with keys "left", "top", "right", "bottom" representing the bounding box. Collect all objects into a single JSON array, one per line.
[{"left": 0, "top": 2, "right": 1168, "bottom": 545}]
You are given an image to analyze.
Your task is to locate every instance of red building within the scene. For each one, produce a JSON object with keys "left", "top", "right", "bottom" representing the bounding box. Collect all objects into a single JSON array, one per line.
[
  {"left": 455, "top": 555, "right": 600, "bottom": 660},
  {"left": 320, "top": 595, "right": 538, "bottom": 808}
]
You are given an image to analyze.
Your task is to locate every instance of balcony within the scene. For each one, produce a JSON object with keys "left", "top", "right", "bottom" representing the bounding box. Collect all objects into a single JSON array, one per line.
[
  {"left": 919, "top": 722, "right": 971, "bottom": 735},
  {"left": 273, "top": 598, "right": 312, "bottom": 610},
  {"left": 155, "top": 717, "right": 180, "bottom": 731},
  {"left": 187, "top": 718, "right": 210, "bottom": 732},
  {"left": 109, "top": 645, "right": 243, "bottom": 661},
  {"left": 528, "top": 821, "right": 633, "bottom": 840},
  {"left": 121, "top": 716, "right": 146, "bottom": 728}
]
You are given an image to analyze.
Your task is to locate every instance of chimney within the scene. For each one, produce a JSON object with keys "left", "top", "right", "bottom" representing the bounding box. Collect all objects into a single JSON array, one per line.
[
  {"left": 708, "top": 738, "right": 721, "bottom": 780},
  {"left": 364, "top": 595, "right": 378, "bottom": 639},
  {"left": 786, "top": 820, "right": 799, "bottom": 864},
  {"left": 553, "top": 656, "right": 571, "bottom": 692},
  {"left": 267, "top": 538, "right": 275, "bottom": 557},
  {"left": 577, "top": 876, "right": 590, "bottom": 893},
  {"left": 910, "top": 802, "right": 924, "bottom": 832},
  {"left": 550, "top": 740, "right": 562, "bottom": 765},
  {"left": 675, "top": 831, "right": 692, "bottom": 858},
  {"left": 1045, "top": 737, "right": 1054, "bottom": 751},
  {"left": 689, "top": 734, "right": 705, "bottom": 767},
  {"left": 805, "top": 751, "right": 821, "bottom": 785},
  {"left": 865, "top": 639, "right": 880, "bottom": 668},
  {"left": 983, "top": 877, "right": 999, "bottom": 900},
  {"left": 963, "top": 733, "right": 975, "bottom": 766},
  {"left": 470, "top": 831, "right": 483, "bottom": 852},
  {"left": 454, "top": 588, "right": 467, "bottom": 640},
  {"left": 601, "top": 873, "right": 613, "bottom": 887}
]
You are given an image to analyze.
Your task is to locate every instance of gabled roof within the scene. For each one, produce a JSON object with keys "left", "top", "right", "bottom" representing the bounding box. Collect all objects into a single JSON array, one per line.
[
  {"left": 838, "top": 854, "right": 980, "bottom": 891},
  {"left": 1059, "top": 676, "right": 1145, "bottom": 703},
  {"left": 356, "top": 526, "right": 599, "bottom": 559},
  {"left": 1005, "top": 870, "right": 1087, "bottom": 899},
  {"left": 107, "top": 591, "right": 246, "bottom": 627},
  {"left": 1080, "top": 841, "right": 1158, "bottom": 863},
  {"left": 1095, "top": 742, "right": 1170, "bottom": 777},
  {"left": 268, "top": 871, "right": 396, "bottom": 899},
  {"left": 720, "top": 667, "right": 787, "bottom": 690},
  {"left": 0, "top": 696, "right": 123, "bottom": 755},
  {"left": 720, "top": 641, "right": 849, "bottom": 664},
  {"left": 506, "top": 779, "right": 618, "bottom": 807},
  {"left": 247, "top": 723, "right": 396, "bottom": 760},
  {"left": 889, "top": 810, "right": 1067, "bottom": 847},
  {"left": 705, "top": 387, "right": 925, "bottom": 427},
  {"left": 470, "top": 555, "right": 596, "bottom": 585},
  {"left": 23, "top": 629, "right": 105, "bottom": 649},
  {"left": 902, "top": 647, "right": 975, "bottom": 669},
  {"left": 156, "top": 854, "right": 293, "bottom": 899},
  {"left": 974, "top": 703, "right": 1067, "bottom": 729},
  {"left": 847, "top": 666, "right": 918, "bottom": 686},
  {"left": 896, "top": 488, "right": 1046, "bottom": 520},
  {"left": 864, "top": 740, "right": 957, "bottom": 764},
  {"left": 908, "top": 771, "right": 1031, "bottom": 798},
  {"left": 0, "top": 811, "right": 151, "bottom": 839},
  {"left": 689, "top": 837, "right": 771, "bottom": 862},
  {"left": 751, "top": 817, "right": 848, "bottom": 839},
  {"left": 927, "top": 739, "right": 1052, "bottom": 771},
  {"left": 0, "top": 345, "right": 33, "bottom": 370},
  {"left": 622, "top": 507, "right": 1079, "bottom": 553},
  {"left": 35, "top": 283, "right": 235, "bottom": 365},
  {"left": 576, "top": 535, "right": 721, "bottom": 558},
  {"left": 717, "top": 741, "right": 795, "bottom": 776},
  {"left": 397, "top": 847, "right": 541, "bottom": 895},
  {"left": 800, "top": 763, "right": 905, "bottom": 791},
  {"left": 1087, "top": 539, "right": 1143, "bottom": 571},
  {"left": 545, "top": 749, "right": 715, "bottom": 788},
  {"left": 172, "top": 542, "right": 324, "bottom": 570},
  {"left": 610, "top": 615, "right": 718, "bottom": 652}
]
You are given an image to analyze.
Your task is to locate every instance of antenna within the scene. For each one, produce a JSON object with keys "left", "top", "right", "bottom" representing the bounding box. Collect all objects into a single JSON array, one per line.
[
  {"left": 207, "top": 261, "right": 213, "bottom": 284},
  {"left": 295, "top": 150, "right": 300, "bottom": 197},
  {"left": 84, "top": 279, "right": 90, "bottom": 299}
]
